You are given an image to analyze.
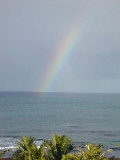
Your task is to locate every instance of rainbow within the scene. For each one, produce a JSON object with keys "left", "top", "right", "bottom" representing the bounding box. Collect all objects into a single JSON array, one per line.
[{"left": 40, "top": 25, "right": 80, "bottom": 92}]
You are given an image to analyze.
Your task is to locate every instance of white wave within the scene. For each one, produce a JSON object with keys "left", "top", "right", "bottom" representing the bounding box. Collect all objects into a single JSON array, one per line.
[
  {"left": 0, "top": 146, "right": 17, "bottom": 150},
  {"left": 0, "top": 137, "right": 43, "bottom": 150}
]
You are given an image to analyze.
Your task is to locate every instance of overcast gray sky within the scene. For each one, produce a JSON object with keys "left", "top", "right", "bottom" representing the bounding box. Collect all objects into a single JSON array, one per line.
[{"left": 0, "top": 0, "right": 120, "bottom": 92}]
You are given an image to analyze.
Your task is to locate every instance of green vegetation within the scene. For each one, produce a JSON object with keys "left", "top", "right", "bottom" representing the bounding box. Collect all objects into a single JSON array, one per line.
[
  {"left": 62, "top": 143, "right": 111, "bottom": 160},
  {"left": 10, "top": 134, "right": 113, "bottom": 160},
  {"left": 40, "top": 134, "right": 73, "bottom": 160},
  {"left": 12, "top": 136, "right": 39, "bottom": 160}
]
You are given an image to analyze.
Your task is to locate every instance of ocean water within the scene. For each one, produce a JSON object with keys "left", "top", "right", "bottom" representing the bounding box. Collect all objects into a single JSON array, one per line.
[{"left": 0, "top": 92, "right": 120, "bottom": 152}]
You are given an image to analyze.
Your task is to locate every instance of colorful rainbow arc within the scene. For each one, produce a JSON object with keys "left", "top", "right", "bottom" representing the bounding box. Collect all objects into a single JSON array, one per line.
[{"left": 40, "top": 25, "right": 80, "bottom": 92}]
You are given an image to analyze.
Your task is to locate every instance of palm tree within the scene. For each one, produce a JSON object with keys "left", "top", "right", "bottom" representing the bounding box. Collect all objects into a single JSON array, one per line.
[
  {"left": 39, "top": 134, "right": 73, "bottom": 160},
  {"left": 12, "top": 136, "right": 39, "bottom": 160},
  {"left": 62, "top": 143, "right": 110, "bottom": 160}
]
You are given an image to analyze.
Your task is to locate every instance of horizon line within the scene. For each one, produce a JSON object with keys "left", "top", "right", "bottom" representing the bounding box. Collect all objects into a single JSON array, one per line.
[{"left": 0, "top": 90, "right": 120, "bottom": 94}]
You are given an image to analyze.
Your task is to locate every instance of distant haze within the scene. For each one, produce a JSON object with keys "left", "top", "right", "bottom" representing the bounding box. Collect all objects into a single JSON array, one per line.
[{"left": 0, "top": 0, "right": 120, "bottom": 92}]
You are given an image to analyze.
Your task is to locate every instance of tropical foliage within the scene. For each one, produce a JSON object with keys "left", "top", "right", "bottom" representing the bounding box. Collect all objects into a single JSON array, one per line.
[
  {"left": 11, "top": 134, "right": 112, "bottom": 160},
  {"left": 62, "top": 143, "right": 110, "bottom": 160},
  {"left": 39, "top": 134, "right": 73, "bottom": 160},
  {"left": 12, "top": 136, "right": 39, "bottom": 160}
]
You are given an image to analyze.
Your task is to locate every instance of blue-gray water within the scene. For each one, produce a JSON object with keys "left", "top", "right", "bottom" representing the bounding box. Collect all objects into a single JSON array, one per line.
[{"left": 0, "top": 92, "right": 120, "bottom": 153}]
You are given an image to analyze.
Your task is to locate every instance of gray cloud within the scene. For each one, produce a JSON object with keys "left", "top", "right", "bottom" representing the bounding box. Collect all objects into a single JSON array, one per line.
[{"left": 0, "top": 0, "right": 120, "bottom": 92}]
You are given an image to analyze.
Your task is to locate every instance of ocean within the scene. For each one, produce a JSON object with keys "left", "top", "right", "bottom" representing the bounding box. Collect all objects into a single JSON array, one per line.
[{"left": 0, "top": 92, "right": 120, "bottom": 154}]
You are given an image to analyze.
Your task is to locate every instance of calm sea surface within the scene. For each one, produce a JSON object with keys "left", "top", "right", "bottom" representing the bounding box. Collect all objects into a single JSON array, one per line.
[{"left": 0, "top": 92, "right": 120, "bottom": 151}]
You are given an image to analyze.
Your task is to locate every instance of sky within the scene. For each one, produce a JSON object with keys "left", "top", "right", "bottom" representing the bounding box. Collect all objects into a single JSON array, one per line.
[{"left": 0, "top": 0, "right": 120, "bottom": 92}]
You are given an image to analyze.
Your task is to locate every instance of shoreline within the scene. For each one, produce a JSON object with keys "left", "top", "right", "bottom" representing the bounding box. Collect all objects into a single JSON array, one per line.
[
  {"left": 1, "top": 140, "right": 120, "bottom": 158},
  {"left": 0, "top": 143, "right": 120, "bottom": 160}
]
